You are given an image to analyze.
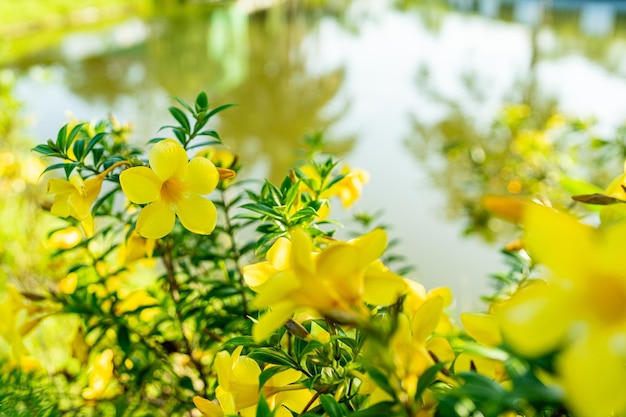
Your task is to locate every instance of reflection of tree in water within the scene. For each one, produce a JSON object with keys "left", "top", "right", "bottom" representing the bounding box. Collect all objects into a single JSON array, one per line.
[
  {"left": 62, "top": 3, "right": 355, "bottom": 182},
  {"left": 403, "top": 3, "right": 626, "bottom": 241},
  {"left": 210, "top": 9, "right": 353, "bottom": 181}
]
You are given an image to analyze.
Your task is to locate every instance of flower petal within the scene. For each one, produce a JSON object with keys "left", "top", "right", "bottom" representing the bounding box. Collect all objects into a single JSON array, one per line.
[
  {"left": 267, "top": 238, "right": 291, "bottom": 270},
  {"left": 412, "top": 296, "right": 443, "bottom": 344},
  {"left": 494, "top": 280, "right": 571, "bottom": 357},
  {"left": 252, "top": 272, "right": 300, "bottom": 309},
  {"left": 363, "top": 266, "right": 406, "bottom": 306},
  {"left": 120, "top": 167, "right": 162, "bottom": 204},
  {"left": 149, "top": 138, "right": 188, "bottom": 181},
  {"left": 51, "top": 195, "right": 70, "bottom": 217},
  {"left": 176, "top": 195, "right": 217, "bottom": 235},
  {"left": 136, "top": 200, "right": 175, "bottom": 239},
  {"left": 185, "top": 157, "right": 219, "bottom": 194},
  {"left": 253, "top": 302, "right": 296, "bottom": 342},
  {"left": 47, "top": 178, "right": 75, "bottom": 195},
  {"left": 558, "top": 335, "right": 626, "bottom": 417},
  {"left": 193, "top": 396, "right": 225, "bottom": 417},
  {"left": 243, "top": 262, "right": 280, "bottom": 291},
  {"left": 289, "top": 228, "right": 315, "bottom": 276},
  {"left": 350, "top": 228, "right": 386, "bottom": 265},
  {"left": 524, "top": 204, "right": 594, "bottom": 281},
  {"left": 461, "top": 313, "right": 502, "bottom": 347}
]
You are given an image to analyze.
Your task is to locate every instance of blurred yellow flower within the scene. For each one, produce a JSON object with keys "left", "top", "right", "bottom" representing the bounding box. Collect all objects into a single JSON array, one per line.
[
  {"left": 47, "top": 174, "right": 104, "bottom": 237},
  {"left": 119, "top": 139, "right": 226, "bottom": 239},
  {"left": 495, "top": 203, "right": 626, "bottom": 417},
  {"left": 117, "top": 230, "right": 155, "bottom": 265},
  {"left": 330, "top": 165, "right": 369, "bottom": 208},
  {"left": 199, "top": 346, "right": 316, "bottom": 417},
  {"left": 82, "top": 349, "right": 115, "bottom": 400},
  {"left": 247, "top": 228, "right": 407, "bottom": 342},
  {"left": 49, "top": 226, "right": 82, "bottom": 249}
]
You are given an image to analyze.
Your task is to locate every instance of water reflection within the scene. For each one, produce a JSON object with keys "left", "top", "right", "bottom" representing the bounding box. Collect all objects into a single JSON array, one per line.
[{"left": 16, "top": 4, "right": 354, "bottom": 182}]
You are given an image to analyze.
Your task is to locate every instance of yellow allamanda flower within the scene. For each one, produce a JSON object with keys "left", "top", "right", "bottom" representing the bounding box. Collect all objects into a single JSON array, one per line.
[
  {"left": 493, "top": 203, "right": 626, "bottom": 417},
  {"left": 244, "top": 228, "right": 407, "bottom": 342},
  {"left": 194, "top": 346, "right": 316, "bottom": 417},
  {"left": 389, "top": 295, "right": 455, "bottom": 400},
  {"left": 120, "top": 139, "right": 233, "bottom": 239},
  {"left": 47, "top": 174, "right": 104, "bottom": 238}
]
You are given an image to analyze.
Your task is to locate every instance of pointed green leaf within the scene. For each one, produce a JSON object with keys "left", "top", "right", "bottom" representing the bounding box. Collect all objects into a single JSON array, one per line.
[
  {"left": 169, "top": 106, "right": 190, "bottom": 131},
  {"left": 320, "top": 394, "right": 344, "bottom": 417},
  {"left": 195, "top": 91, "right": 209, "bottom": 111}
]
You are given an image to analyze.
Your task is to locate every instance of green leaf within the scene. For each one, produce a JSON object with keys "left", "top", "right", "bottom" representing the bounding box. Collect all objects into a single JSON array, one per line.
[
  {"left": 241, "top": 203, "right": 279, "bottom": 219},
  {"left": 169, "top": 106, "right": 191, "bottom": 132},
  {"left": 197, "top": 130, "right": 221, "bottom": 140},
  {"left": 32, "top": 144, "right": 56, "bottom": 156},
  {"left": 415, "top": 363, "right": 445, "bottom": 400},
  {"left": 40, "top": 163, "right": 70, "bottom": 176},
  {"left": 258, "top": 365, "right": 290, "bottom": 389},
  {"left": 55, "top": 124, "right": 68, "bottom": 149},
  {"left": 72, "top": 138, "right": 86, "bottom": 161},
  {"left": 222, "top": 336, "right": 258, "bottom": 348},
  {"left": 346, "top": 402, "right": 398, "bottom": 417},
  {"left": 172, "top": 96, "right": 194, "bottom": 113},
  {"left": 207, "top": 103, "right": 237, "bottom": 119},
  {"left": 560, "top": 177, "right": 603, "bottom": 196},
  {"left": 63, "top": 163, "right": 79, "bottom": 178},
  {"left": 320, "top": 394, "right": 344, "bottom": 417},
  {"left": 248, "top": 348, "right": 297, "bottom": 368},
  {"left": 118, "top": 326, "right": 131, "bottom": 355},
  {"left": 85, "top": 132, "right": 107, "bottom": 156},
  {"left": 195, "top": 91, "right": 209, "bottom": 111},
  {"left": 255, "top": 393, "right": 274, "bottom": 417},
  {"left": 362, "top": 365, "right": 396, "bottom": 400},
  {"left": 187, "top": 140, "right": 222, "bottom": 150},
  {"left": 65, "top": 123, "right": 85, "bottom": 152}
]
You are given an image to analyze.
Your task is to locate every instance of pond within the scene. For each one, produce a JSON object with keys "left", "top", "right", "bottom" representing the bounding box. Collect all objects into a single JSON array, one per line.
[{"left": 7, "top": 0, "right": 626, "bottom": 312}]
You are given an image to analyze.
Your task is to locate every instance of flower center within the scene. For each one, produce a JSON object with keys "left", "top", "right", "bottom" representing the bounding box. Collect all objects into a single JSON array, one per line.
[{"left": 161, "top": 178, "right": 186, "bottom": 206}]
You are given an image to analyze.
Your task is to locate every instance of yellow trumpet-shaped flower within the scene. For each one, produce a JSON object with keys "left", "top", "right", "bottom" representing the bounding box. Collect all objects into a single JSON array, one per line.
[
  {"left": 196, "top": 346, "right": 315, "bottom": 417},
  {"left": 120, "top": 139, "right": 228, "bottom": 239},
  {"left": 494, "top": 203, "right": 626, "bottom": 417},
  {"left": 246, "top": 228, "right": 407, "bottom": 342},
  {"left": 47, "top": 174, "right": 104, "bottom": 237}
]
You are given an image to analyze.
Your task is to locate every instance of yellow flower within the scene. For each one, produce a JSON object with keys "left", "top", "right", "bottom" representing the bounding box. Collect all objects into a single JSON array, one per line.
[
  {"left": 202, "top": 346, "right": 316, "bottom": 417},
  {"left": 0, "top": 286, "right": 36, "bottom": 367},
  {"left": 48, "top": 226, "right": 83, "bottom": 249},
  {"left": 495, "top": 203, "right": 626, "bottom": 417},
  {"left": 247, "top": 228, "right": 407, "bottom": 342},
  {"left": 119, "top": 139, "right": 225, "bottom": 239},
  {"left": 117, "top": 230, "right": 155, "bottom": 265},
  {"left": 47, "top": 174, "right": 104, "bottom": 237},
  {"left": 82, "top": 349, "right": 115, "bottom": 400},
  {"left": 329, "top": 165, "right": 369, "bottom": 208},
  {"left": 389, "top": 296, "right": 455, "bottom": 398}
]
